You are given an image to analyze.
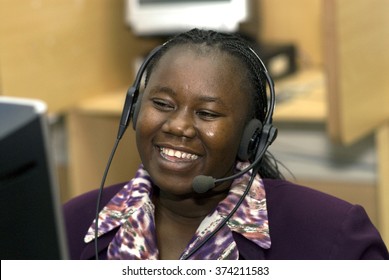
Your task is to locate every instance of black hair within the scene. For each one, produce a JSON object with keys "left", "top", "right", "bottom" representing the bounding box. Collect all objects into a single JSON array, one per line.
[{"left": 144, "top": 28, "right": 284, "bottom": 180}]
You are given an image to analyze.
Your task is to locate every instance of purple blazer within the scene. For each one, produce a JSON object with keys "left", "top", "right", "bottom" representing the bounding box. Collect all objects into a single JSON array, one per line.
[{"left": 63, "top": 179, "right": 389, "bottom": 260}]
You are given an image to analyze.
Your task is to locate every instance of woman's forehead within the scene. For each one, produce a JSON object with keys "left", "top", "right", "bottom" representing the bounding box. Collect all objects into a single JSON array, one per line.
[
  {"left": 151, "top": 46, "right": 244, "bottom": 86},
  {"left": 155, "top": 44, "right": 244, "bottom": 74}
]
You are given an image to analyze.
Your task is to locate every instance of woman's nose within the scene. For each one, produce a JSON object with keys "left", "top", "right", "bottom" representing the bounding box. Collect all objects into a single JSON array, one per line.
[{"left": 161, "top": 108, "right": 197, "bottom": 138}]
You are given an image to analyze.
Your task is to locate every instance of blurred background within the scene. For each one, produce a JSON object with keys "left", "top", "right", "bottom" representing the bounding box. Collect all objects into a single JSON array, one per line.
[{"left": 1, "top": 0, "right": 388, "bottom": 244}]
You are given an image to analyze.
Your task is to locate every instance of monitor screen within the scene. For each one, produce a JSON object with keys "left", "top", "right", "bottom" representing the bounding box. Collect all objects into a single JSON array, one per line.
[
  {"left": 0, "top": 96, "right": 68, "bottom": 259},
  {"left": 125, "top": 0, "right": 249, "bottom": 35}
]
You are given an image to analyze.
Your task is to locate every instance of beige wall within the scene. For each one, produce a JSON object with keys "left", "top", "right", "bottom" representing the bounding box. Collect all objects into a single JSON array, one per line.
[{"left": 0, "top": 0, "right": 159, "bottom": 113}]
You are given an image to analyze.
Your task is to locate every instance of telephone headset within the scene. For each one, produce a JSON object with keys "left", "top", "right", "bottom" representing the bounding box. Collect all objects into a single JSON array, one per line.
[{"left": 94, "top": 40, "right": 278, "bottom": 259}]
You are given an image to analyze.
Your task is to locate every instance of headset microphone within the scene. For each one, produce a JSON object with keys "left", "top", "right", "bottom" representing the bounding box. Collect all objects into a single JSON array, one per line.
[
  {"left": 191, "top": 149, "right": 268, "bottom": 194},
  {"left": 192, "top": 175, "right": 215, "bottom": 194}
]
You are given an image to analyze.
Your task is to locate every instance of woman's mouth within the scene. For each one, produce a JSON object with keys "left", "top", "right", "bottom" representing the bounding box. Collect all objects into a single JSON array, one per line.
[{"left": 159, "top": 147, "right": 199, "bottom": 161}]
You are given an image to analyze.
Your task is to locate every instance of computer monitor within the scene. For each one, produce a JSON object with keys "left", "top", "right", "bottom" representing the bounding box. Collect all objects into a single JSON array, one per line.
[
  {"left": 125, "top": 0, "right": 249, "bottom": 35},
  {"left": 0, "top": 96, "right": 68, "bottom": 259}
]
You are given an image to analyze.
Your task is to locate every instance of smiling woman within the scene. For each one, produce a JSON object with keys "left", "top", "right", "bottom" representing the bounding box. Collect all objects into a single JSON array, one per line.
[
  {"left": 63, "top": 29, "right": 389, "bottom": 260},
  {"left": 136, "top": 45, "right": 250, "bottom": 199}
]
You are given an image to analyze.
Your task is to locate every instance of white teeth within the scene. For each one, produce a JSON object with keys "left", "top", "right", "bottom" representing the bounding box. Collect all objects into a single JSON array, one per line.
[{"left": 161, "top": 147, "right": 198, "bottom": 160}]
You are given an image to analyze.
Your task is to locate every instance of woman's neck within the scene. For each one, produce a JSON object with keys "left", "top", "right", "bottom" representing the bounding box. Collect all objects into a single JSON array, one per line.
[
  {"left": 155, "top": 187, "right": 229, "bottom": 219},
  {"left": 153, "top": 188, "right": 229, "bottom": 259}
]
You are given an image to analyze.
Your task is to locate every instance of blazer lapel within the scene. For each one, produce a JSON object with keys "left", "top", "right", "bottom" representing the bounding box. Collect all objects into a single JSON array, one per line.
[{"left": 233, "top": 232, "right": 267, "bottom": 260}]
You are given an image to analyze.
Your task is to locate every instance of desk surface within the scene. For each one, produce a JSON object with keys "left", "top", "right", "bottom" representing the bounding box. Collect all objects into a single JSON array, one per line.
[
  {"left": 74, "top": 68, "right": 327, "bottom": 123},
  {"left": 273, "top": 68, "right": 326, "bottom": 122}
]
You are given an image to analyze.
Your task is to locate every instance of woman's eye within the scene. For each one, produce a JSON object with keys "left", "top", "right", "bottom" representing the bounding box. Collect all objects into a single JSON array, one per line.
[
  {"left": 197, "top": 110, "right": 220, "bottom": 120},
  {"left": 152, "top": 99, "right": 174, "bottom": 111}
]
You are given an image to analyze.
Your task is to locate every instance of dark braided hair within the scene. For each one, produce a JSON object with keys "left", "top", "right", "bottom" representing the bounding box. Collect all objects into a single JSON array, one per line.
[{"left": 144, "top": 28, "right": 283, "bottom": 180}]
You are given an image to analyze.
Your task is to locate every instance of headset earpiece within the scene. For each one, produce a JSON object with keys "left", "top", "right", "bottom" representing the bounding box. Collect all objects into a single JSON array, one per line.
[
  {"left": 238, "top": 118, "right": 263, "bottom": 161},
  {"left": 132, "top": 97, "right": 142, "bottom": 130},
  {"left": 117, "top": 86, "right": 138, "bottom": 140},
  {"left": 116, "top": 45, "right": 164, "bottom": 139}
]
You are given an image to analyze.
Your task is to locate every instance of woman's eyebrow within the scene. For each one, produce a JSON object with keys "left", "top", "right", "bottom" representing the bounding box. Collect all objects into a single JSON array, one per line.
[
  {"left": 198, "top": 95, "right": 226, "bottom": 106},
  {"left": 148, "top": 85, "right": 176, "bottom": 96}
]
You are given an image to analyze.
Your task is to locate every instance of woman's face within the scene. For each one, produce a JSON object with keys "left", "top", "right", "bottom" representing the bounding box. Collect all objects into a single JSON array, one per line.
[{"left": 135, "top": 45, "right": 251, "bottom": 196}]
